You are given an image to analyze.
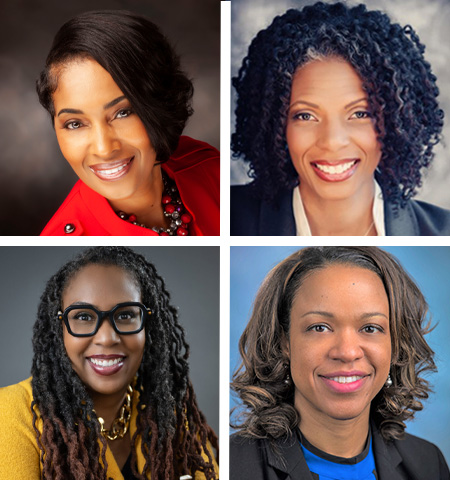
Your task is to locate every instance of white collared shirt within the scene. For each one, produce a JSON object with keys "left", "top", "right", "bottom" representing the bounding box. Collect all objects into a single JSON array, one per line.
[{"left": 292, "top": 180, "right": 385, "bottom": 236}]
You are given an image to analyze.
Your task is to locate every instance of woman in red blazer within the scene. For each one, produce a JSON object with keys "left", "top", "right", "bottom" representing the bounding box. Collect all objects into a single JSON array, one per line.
[{"left": 37, "top": 11, "right": 219, "bottom": 236}]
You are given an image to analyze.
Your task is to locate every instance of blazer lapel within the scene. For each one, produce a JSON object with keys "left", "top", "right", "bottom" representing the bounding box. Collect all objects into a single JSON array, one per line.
[
  {"left": 384, "top": 200, "right": 419, "bottom": 236},
  {"left": 266, "top": 435, "right": 315, "bottom": 479},
  {"left": 259, "top": 190, "right": 296, "bottom": 236}
]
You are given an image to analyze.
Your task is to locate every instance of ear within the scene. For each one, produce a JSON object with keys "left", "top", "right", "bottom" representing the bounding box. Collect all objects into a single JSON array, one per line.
[{"left": 281, "top": 331, "right": 290, "bottom": 360}]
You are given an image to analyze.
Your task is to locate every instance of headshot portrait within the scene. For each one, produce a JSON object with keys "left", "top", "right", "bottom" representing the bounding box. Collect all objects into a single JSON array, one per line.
[
  {"left": 230, "top": 246, "right": 450, "bottom": 479},
  {"left": 0, "top": 246, "right": 219, "bottom": 479},
  {"left": 230, "top": 0, "right": 450, "bottom": 236},
  {"left": 0, "top": 1, "right": 219, "bottom": 236}
]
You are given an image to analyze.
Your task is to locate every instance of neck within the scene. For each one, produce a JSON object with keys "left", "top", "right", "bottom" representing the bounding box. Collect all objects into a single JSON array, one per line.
[
  {"left": 91, "top": 388, "right": 128, "bottom": 430},
  {"left": 300, "top": 181, "right": 376, "bottom": 236},
  {"left": 298, "top": 408, "right": 370, "bottom": 458},
  {"left": 109, "top": 165, "right": 166, "bottom": 228}
]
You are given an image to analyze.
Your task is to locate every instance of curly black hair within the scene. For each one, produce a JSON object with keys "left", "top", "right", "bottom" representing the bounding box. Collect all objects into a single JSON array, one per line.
[
  {"left": 232, "top": 2, "right": 444, "bottom": 206},
  {"left": 36, "top": 10, "right": 193, "bottom": 164},
  {"left": 31, "top": 246, "right": 218, "bottom": 480}
]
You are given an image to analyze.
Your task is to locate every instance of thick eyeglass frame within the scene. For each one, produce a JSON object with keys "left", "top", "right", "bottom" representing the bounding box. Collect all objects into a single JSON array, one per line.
[{"left": 57, "top": 302, "right": 151, "bottom": 337}]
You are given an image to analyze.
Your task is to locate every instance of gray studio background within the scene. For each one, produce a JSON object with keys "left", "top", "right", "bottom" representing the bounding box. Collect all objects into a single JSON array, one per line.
[
  {"left": 0, "top": 0, "right": 219, "bottom": 235},
  {"left": 231, "top": 0, "right": 450, "bottom": 210},
  {"left": 0, "top": 246, "right": 219, "bottom": 436}
]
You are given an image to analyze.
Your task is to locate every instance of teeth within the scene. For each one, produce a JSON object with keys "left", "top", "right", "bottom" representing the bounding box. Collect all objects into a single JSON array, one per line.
[
  {"left": 315, "top": 160, "right": 356, "bottom": 174},
  {"left": 329, "top": 375, "right": 363, "bottom": 384},
  {"left": 97, "top": 163, "right": 128, "bottom": 176},
  {"left": 91, "top": 158, "right": 132, "bottom": 176},
  {"left": 89, "top": 357, "right": 124, "bottom": 367}
]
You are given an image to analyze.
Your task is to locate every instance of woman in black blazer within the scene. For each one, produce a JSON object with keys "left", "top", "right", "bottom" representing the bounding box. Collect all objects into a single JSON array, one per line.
[
  {"left": 231, "top": 2, "right": 450, "bottom": 236},
  {"left": 230, "top": 247, "right": 449, "bottom": 479}
]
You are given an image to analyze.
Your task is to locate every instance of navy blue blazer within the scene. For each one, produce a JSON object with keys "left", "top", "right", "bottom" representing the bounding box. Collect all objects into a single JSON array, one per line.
[
  {"left": 231, "top": 184, "right": 450, "bottom": 236},
  {"left": 230, "top": 427, "right": 450, "bottom": 480}
]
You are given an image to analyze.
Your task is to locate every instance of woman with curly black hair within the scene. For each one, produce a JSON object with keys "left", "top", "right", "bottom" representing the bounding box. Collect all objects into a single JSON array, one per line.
[
  {"left": 0, "top": 246, "right": 218, "bottom": 479},
  {"left": 230, "top": 246, "right": 449, "bottom": 479},
  {"left": 37, "top": 11, "right": 219, "bottom": 236},
  {"left": 231, "top": 1, "right": 450, "bottom": 236}
]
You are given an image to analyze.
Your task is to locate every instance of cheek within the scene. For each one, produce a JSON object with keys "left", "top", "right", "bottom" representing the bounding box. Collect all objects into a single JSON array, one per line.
[
  {"left": 55, "top": 132, "right": 85, "bottom": 168},
  {"left": 120, "top": 119, "right": 154, "bottom": 154},
  {"left": 358, "top": 128, "right": 382, "bottom": 160},
  {"left": 286, "top": 127, "right": 317, "bottom": 171}
]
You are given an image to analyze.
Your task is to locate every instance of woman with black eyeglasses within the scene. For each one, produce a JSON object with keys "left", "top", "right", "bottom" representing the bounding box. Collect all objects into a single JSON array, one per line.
[{"left": 0, "top": 247, "right": 218, "bottom": 480}]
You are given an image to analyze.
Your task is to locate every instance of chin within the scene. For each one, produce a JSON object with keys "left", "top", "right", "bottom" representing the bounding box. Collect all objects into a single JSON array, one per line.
[{"left": 324, "top": 402, "right": 371, "bottom": 422}]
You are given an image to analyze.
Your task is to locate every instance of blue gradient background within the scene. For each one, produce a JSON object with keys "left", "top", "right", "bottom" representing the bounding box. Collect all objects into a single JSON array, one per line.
[{"left": 230, "top": 246, "right": 450, "bottom": 463}]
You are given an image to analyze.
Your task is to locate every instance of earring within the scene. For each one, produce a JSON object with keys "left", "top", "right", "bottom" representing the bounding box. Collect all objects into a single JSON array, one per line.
[
  {"left": 283, "top": 364, "right": 292, "bottom": 385},
  {"left": 385, "top": 374, "right": 393, "bottom": 388}
]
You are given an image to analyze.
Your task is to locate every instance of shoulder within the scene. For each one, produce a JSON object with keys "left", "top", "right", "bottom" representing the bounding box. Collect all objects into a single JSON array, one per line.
[
  {"left": 40, "top": 181, "right": 98, "bottom": 236},
  {"left": 386, "top": 198, "right": 450, "bottom": 235},
  {"left": 395, "top": 431, "right": 449, "bottom": 472},
  {"left": 231, "top": 184, "right": 262, "bottom": 235},
  {"left": 166, "top": 137, "right": 220, "bottom": 235},
  {"left": 408, "top": 199, "right": 450, "bottom": 235},
  {"left": 0, "top": 377, "right": 33, "bottom": 405},
  {"left": 0, "top": 377, "right": 41, "bottom": 475},
  {"left": 230, "top": 434, "right": 269, "bottom": 479},
  {"left": 396, "top": 430, "right": 443, "bottom": 455},
  {"left": 167, "top": 136, "right": 219, "bottom": 172}
]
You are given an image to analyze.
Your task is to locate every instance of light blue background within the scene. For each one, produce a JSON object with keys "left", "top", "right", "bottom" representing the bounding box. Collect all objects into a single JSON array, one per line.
[{"left": 230, "top": 246, "right": 450, "bottom": 463}]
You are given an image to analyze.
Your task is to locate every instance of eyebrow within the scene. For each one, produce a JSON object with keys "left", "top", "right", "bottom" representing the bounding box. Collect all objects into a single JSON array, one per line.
[
  {"left": 57, "top": 95, "right": 127, "bottom": 117},
  {"left": 301, "top": 311, "right": 388, "bottom": 320},
  {"left": 289, "top": 97, "right": 368, "bottom": 111}
]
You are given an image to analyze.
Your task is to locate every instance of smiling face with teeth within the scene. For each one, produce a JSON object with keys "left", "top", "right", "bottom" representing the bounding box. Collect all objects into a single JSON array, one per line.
[
  {"left": 285, "top": 264, "right": 391, "bottom": 431},
  {"left": 62, "top": 263, "right": 146, "bottom": 402},
  {"left": 286, "top": 57, "right": 382, "bottom": 205},
  {"left": 52, "top": 57, "right": 161, "bottom": 207}
]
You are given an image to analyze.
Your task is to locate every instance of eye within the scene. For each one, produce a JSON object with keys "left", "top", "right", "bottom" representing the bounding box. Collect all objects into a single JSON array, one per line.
[
  {"left": 350, "top": 110, "right": 371, "bottom": 119},
  {"left": 116, "top": 109, "right": 133, "bottom": 119},
  {"left": 307, "top": 324, "right": 331, "bottom": 333},
  {"left": 64, "top": 121, "right": 83, "bottom": 130},
  {"left": 73, "top": 312, "right": 95, "bottom": 322},
  {"left": 293, "top": 112, "right": 317, "bottom": 122},
  {"left": 361, "top": 324, "right": 383, "bottom": 334}
]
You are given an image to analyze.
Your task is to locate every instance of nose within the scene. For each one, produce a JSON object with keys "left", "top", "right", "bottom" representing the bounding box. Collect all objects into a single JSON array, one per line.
[
  {"left": 93, "top": 317, "right": 120, "bottom": 346},
  {"left": 328, "top": 329, "right": 363, "bottom": 363},
  {"left": 316, "top": 117, "right": 350, "bottom": 151},
  {"left": 90, "top": 124, "right": 121, "bottom": 158}
]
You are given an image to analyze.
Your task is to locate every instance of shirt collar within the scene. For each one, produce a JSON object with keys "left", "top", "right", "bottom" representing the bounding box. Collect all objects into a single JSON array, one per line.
[{"left": 292, "top": 180, "right": 385, "bottom": 236}]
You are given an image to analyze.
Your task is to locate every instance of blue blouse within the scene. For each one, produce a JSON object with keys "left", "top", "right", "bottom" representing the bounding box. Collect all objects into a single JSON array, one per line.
[{"left": 299, "top": 430, "right": 377, "bottom": 480}]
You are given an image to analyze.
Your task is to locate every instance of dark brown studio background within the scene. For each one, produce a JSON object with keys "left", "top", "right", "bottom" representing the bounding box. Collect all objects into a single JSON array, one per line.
[{"left": 0, "top": 0, "right": 219, "bottom": 235}]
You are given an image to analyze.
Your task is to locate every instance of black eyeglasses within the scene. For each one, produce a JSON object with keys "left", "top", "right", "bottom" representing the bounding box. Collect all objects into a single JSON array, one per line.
[{"left": 58, "top": 302, "right": 151, "bottom": 337}]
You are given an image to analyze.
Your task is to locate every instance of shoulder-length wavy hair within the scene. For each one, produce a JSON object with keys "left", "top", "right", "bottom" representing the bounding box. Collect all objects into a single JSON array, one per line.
[
  {"left": 232, "top": 2, "right": 444, "bottom": 207},
  {"left": 231, "top": 246, "right": 436, "bottom": 442},
  {"left": 36, "top": 10, "right": 193, "bottom": 164},
  {"left": 31, "top": 246, "right": 217, "bottom": 480}
]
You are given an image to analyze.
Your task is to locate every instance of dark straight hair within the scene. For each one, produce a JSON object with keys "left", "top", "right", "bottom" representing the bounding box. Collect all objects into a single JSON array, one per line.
[{"left": 36, "top": 10, "right": 194, "bottom": 164}]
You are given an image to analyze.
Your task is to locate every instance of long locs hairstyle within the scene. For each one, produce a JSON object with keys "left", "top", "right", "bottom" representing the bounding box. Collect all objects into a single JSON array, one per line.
[
  {"left": 231, "top": 247, "right": 436, "bottom": 442},
  {"left": 31, "top": 247, "right": 218, "bottom": 480}
]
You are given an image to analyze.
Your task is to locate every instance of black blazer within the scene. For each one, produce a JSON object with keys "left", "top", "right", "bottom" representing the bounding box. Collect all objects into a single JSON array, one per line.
[
  {"left": 230, "top": 184, "right": 450, "bottom": 236},
  {"left": 230, "top": 427, "right": 450, "bottom": 480}
]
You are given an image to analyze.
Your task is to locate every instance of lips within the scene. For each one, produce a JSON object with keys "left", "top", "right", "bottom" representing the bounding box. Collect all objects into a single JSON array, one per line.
[
  {"left": 89, "top": 156, "right": 134, "bottom": 181},
  {"left": 311, "top": 158, "right": 360, "bottom": 182},
  {"left": 319, "top": 370, "right": 370, "bottom": 393},
  {"left": 87, "top": 354, "right": 126, "bottom": 376}
]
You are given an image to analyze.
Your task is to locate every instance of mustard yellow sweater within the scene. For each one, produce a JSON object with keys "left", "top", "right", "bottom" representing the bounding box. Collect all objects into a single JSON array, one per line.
[{"left": 0, "top": 377, "right": 218, "bottom": 479}]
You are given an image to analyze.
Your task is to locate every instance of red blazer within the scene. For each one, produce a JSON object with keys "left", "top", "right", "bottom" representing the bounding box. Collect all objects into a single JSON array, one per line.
[{"left": 40, "top": 136, "right": 220, "bottom": 236}]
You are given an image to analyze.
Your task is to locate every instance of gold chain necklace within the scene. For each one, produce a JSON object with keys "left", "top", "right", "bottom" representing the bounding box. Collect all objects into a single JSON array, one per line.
[{"left": 94, "top": 385, "right": 133, "bottom": 441}]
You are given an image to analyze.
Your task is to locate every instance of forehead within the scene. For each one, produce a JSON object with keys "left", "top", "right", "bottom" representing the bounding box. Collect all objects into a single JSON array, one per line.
[
  {"left": 62, "top": 264, "right": 140, "bottom": 305},
  {"left": 292, "top": 264, "right": 388, "bottom": 308},
  {"left": 290, "top": 58, "right": 366, "bottom": 104},
  {"left": 51, "top": 58, "right": 124, "bottom": 113}
]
